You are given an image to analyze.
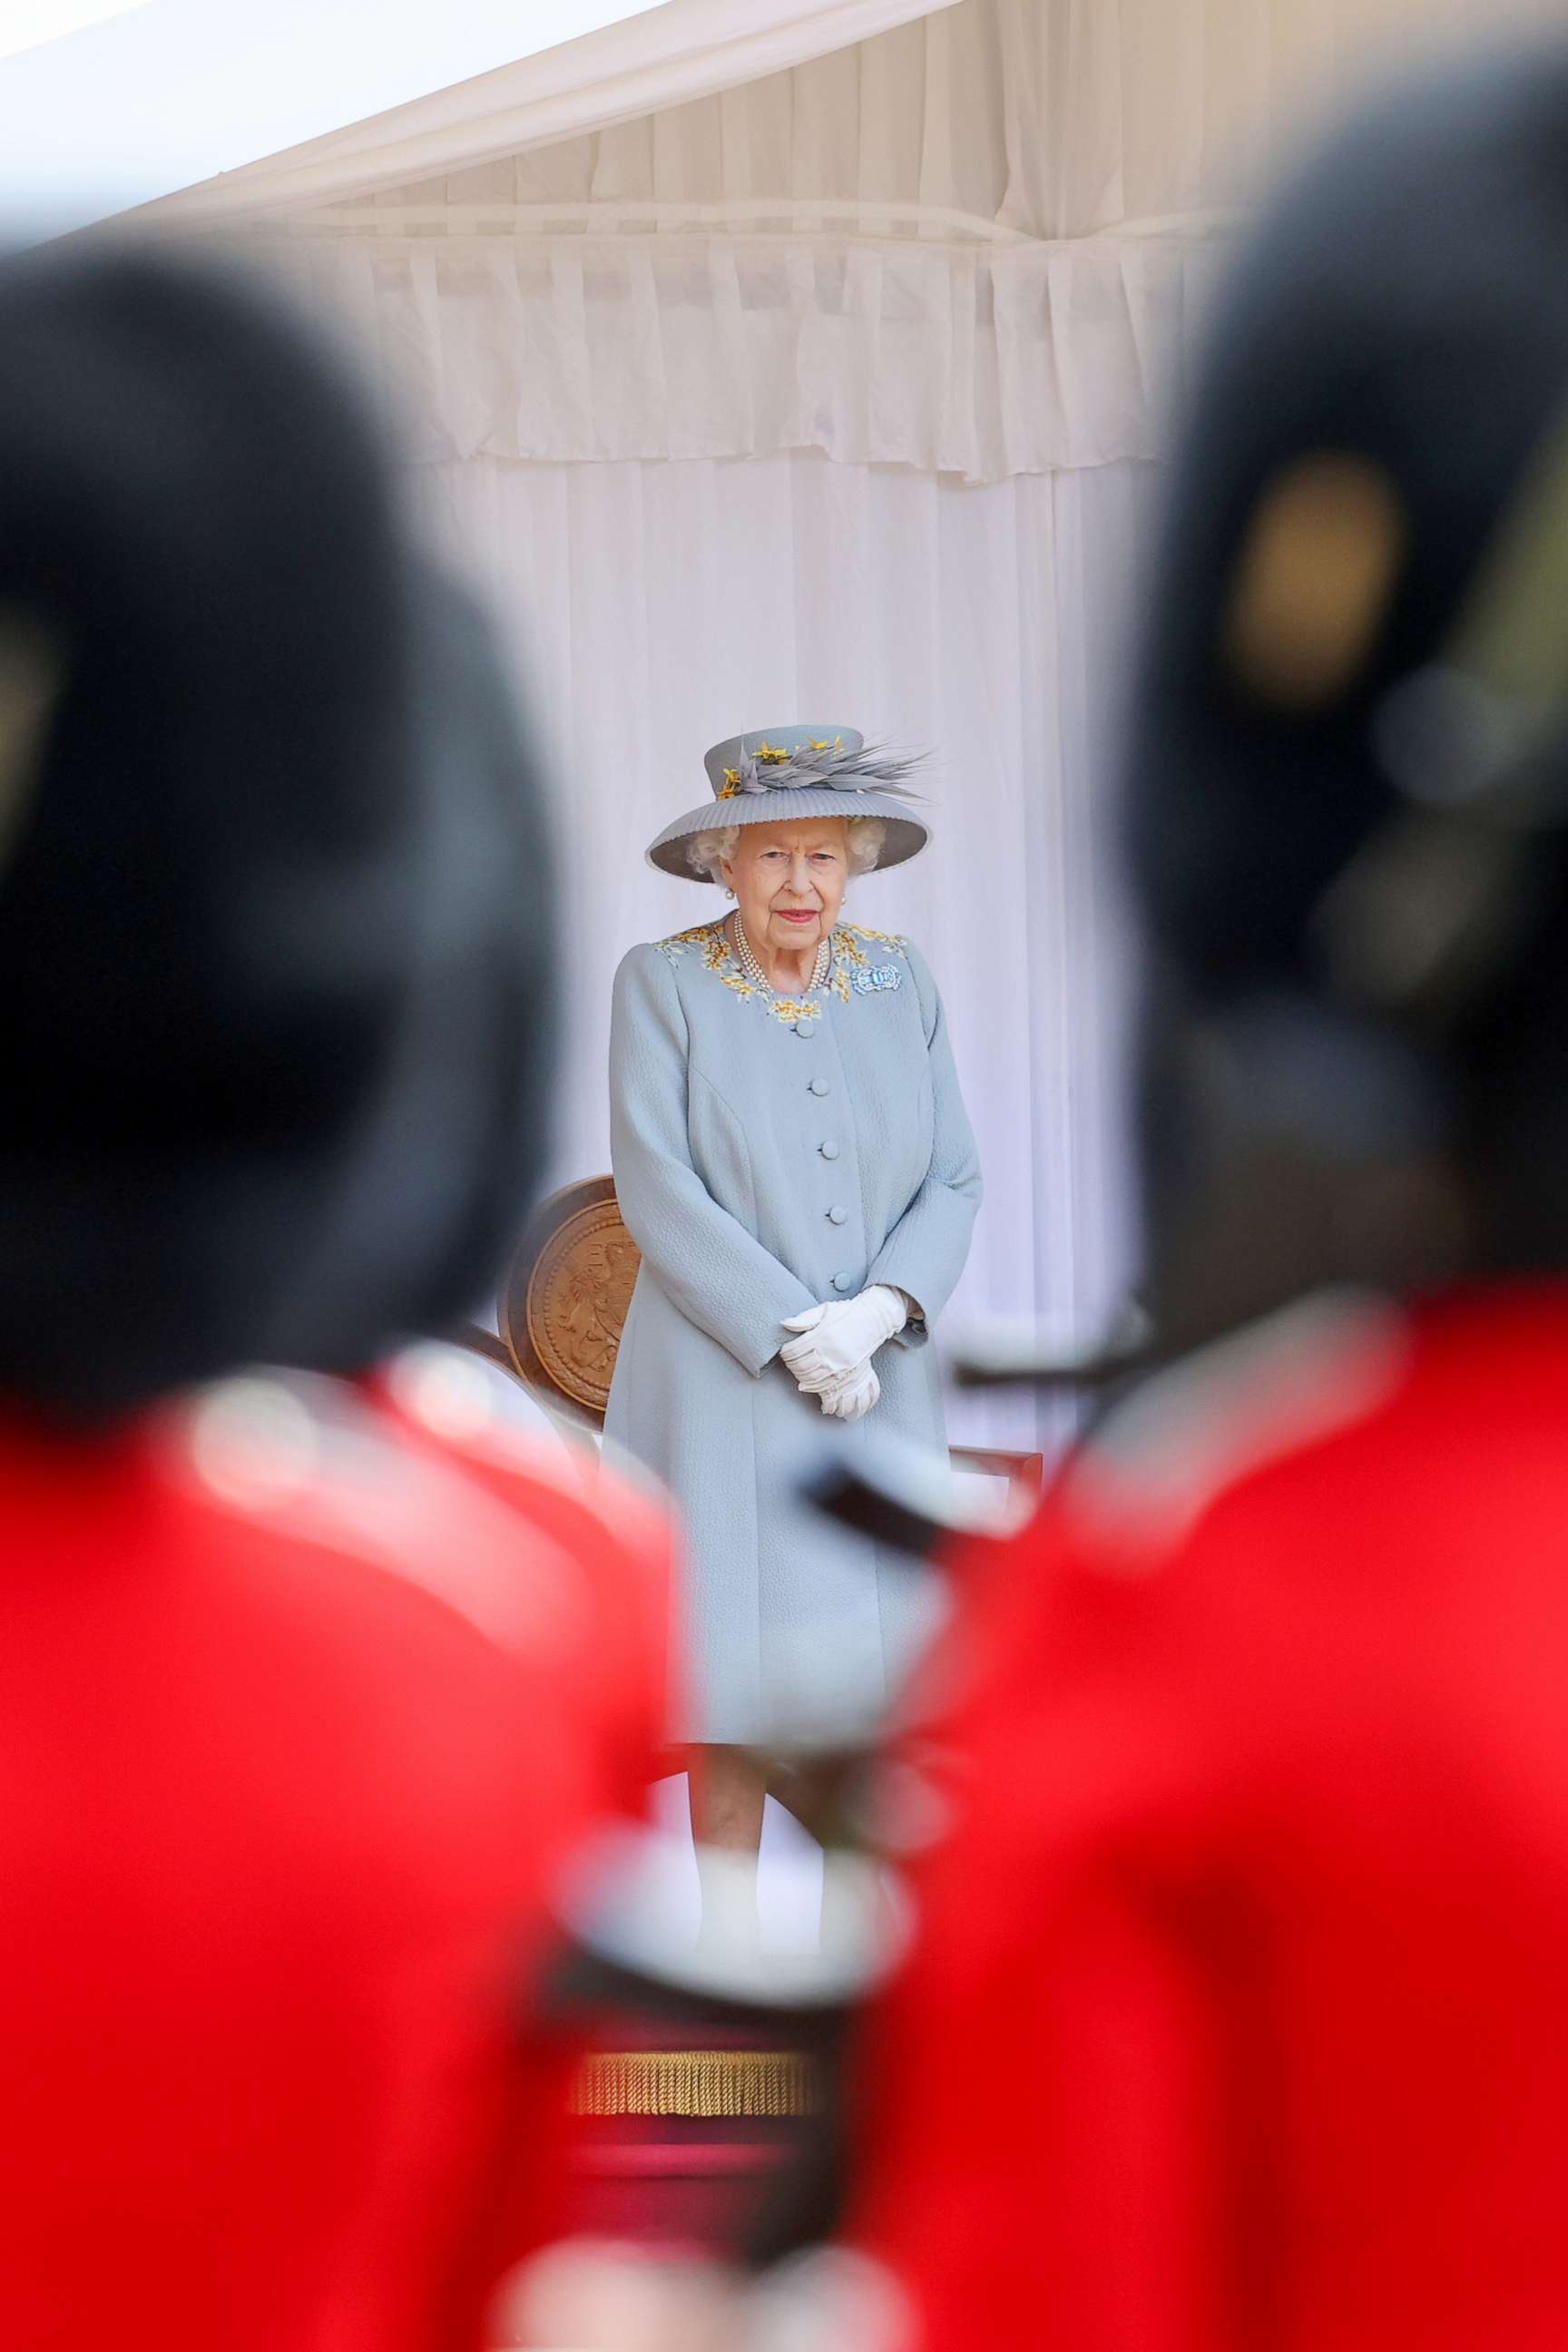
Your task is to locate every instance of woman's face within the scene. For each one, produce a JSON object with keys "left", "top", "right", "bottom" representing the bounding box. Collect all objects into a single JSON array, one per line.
[{"left": 723, "top": 819, "right": 850, "bottom": 957}]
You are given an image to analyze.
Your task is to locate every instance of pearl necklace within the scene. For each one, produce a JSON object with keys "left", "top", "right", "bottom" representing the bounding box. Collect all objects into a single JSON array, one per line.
[{"left": 732, "top": 913, "right": 832, "bottom": 1005}]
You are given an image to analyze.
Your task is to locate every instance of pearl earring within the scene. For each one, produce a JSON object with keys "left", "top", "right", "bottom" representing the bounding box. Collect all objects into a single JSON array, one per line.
[{"left": 724, "top": 885, "right": 735, "bottom": 898}]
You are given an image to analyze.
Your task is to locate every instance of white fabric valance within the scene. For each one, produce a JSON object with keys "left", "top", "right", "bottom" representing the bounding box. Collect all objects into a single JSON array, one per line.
[{"left": 261, "top": 214, "right": 1227, "bottom": 484}]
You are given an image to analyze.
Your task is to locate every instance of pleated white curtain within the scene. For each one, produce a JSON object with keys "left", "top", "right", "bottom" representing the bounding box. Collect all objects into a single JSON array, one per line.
[{"left": 416, "top": 448, "right": 1156, "bottom": 1453}]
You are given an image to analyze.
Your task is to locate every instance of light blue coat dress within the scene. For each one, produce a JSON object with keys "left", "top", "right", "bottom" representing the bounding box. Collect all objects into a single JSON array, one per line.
[{"left": 604, "top": 917, "right": 981, "bottom": 1744}]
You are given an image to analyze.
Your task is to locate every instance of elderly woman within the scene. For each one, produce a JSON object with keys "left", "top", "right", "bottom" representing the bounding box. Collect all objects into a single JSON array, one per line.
[{"left": 605, "top": 725, "right": 980, "bottom": 1919}]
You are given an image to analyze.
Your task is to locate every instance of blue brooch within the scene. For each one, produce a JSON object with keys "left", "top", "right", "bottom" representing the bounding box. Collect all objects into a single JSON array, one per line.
[{"left": 853, "top": 963, "right": 902, "bottom": 995}]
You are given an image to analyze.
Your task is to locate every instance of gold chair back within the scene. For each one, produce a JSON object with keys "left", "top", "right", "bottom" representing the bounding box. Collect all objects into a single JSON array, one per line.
[{"left": 498, "top": 1176, "right": 642, "bottom": 1426}]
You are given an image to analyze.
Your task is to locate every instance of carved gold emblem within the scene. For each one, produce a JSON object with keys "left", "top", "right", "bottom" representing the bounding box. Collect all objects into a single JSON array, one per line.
[{"left": 525, "top": 1198, "right": 642, "bottom": 1414}]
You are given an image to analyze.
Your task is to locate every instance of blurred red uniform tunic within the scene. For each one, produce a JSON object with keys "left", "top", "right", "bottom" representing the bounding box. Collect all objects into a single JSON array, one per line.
[
  {"left": 852, "top": 1285, "right": 1568, "bottom": 2352},
  {"left": 0, "top": 1349, "right": 672, "bottom": 2352}
]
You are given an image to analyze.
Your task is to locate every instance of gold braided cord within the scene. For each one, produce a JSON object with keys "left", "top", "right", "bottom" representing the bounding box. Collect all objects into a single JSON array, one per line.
[{"left": 573, "top": 2049, "right": 816, "bottom": 2119}]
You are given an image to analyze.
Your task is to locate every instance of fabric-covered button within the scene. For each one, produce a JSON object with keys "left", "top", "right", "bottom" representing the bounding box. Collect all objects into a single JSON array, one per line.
[
  {"left": 808, "top": 1076, "right": 829, "bottom": 1096},
  {"left": 794, "top": 1019, "right": 817, "bottom": 1037},
  {"left": 832, "top": 1273, "right": 853, "bottom": 1292},
  {"left": 828, "top": 1205, "right": 848, "bottom": 1226},
  {"left": 819, "top": 1141, "right": 840, "bottom": 1161}
]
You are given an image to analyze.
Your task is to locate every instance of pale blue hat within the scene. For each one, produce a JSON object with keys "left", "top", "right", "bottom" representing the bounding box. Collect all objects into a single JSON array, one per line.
[{"left": 646, "top": 723, "right": 929, "bottom": 881}]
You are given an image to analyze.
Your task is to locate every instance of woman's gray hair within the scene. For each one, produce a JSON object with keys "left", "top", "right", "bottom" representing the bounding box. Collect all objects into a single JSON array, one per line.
[{"left": 685, "top": 816, "right": 887, "bottom": 883}]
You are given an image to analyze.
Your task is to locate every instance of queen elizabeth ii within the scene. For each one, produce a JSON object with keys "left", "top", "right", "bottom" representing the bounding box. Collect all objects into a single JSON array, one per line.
[{"left": 605, "top": 726, "right": 980, "bottom": 1908}]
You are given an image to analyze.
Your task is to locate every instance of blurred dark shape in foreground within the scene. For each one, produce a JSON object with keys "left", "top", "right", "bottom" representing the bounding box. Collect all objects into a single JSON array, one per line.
[
  {"left": 0, "top": 240, "right": 554, "bottom": 1421},
  {"left": 0, "top": 240, "right": 674, "bottom": 2352},
  {"left": 818, "top": 38, "right": 1568, "bottom": 2352},
  {"left": 1128, "top": 51, "right": 1568, "bottom": 1364}
]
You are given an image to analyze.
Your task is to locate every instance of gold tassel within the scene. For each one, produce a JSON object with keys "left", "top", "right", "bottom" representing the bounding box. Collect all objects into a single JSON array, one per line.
[{"left": 573, "top": 2049, "right": 816, "bottom": 2119}]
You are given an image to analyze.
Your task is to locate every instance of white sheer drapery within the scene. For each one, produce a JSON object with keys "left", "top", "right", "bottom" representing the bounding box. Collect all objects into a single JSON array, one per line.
[
  {"left": 417, "top": 449, "right": 1155, "bottom": 1454},
  {"left": 265, "top": 222, "right": 1223, "bottom": 485}
]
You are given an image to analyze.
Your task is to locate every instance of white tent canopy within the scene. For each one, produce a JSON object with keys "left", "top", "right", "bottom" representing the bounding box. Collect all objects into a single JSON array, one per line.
[
  {"left": 0, "top": 0, "right": 946, "bottom": 237},
  {"left": 140, "top": 0, "right": 958, "bottom": 226},
  {"left": 132, "top": 0, "right": 1559, "bottom": 237}
]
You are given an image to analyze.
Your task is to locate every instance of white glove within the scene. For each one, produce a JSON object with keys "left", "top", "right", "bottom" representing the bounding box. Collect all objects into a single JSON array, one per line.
[
  {"left": 815, "top": 1361, "right": 880, "bottom": 1423},
  {"left": 780, "top": 1286, "right": 908, "bottom": 1395}
]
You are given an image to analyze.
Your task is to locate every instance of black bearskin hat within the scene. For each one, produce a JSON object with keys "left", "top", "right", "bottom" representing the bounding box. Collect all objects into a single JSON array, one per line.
[
  {"left": 1123, "top": 40, "right": 1568, "bottom": 1327},
  {"left": 0, "top": 243, "right": 553, "bottom": 1418}
]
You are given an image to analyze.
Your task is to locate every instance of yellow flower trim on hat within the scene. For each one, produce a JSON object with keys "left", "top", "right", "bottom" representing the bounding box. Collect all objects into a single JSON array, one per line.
[{"left": 715, "top": 736, "right": 848, "bottom": 800}]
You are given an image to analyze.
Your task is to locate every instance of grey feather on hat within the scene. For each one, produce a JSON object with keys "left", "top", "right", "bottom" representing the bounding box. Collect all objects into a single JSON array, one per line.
[{"left": 719, "top": 740, "right": 925, "bottom": 799}]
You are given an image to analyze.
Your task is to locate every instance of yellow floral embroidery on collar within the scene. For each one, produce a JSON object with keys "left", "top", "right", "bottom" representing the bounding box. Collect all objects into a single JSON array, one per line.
[
  {"left": 839, "top": 923, "right": 909, "bottom": 952},
  {"left": 659, "top": 920, "right": 909, "bottom": 1024}
]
